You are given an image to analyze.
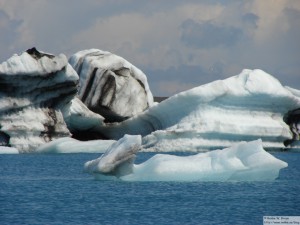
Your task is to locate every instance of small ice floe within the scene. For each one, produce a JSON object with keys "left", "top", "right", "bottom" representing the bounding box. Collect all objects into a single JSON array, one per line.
[{"left": 84, "top": 135, "right": 287, "bottom": 182}]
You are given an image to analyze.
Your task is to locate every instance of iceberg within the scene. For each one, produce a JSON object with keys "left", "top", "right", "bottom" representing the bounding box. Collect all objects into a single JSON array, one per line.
[
  {"left": 95, "top": 69, "right": 300, "bottom": 151},
  {"left": 0, "top": 48, "right": 154, "bottom": 151},
  {"left": 69, "top": 49, "right": 154, "bottom": 122},
  {"left": 84, "top": 135, "right": 141, "bottom": 178},
  {"left": 84, "top": 136, "right": 288, "bottom": 182},
  {"left": 0, "top": 48, "right": 78, "bottom": 152}
]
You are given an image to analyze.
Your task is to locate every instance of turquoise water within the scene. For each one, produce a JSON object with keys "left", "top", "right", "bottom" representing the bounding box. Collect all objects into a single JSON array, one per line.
[{"left": 1, "top": 152, "right": 299, "bottom": 225}]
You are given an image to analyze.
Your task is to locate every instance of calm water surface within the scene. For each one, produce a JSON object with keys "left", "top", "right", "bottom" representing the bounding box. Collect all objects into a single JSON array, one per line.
[{"left": 1, "top": 152, "right": 299, "bottom": 225}]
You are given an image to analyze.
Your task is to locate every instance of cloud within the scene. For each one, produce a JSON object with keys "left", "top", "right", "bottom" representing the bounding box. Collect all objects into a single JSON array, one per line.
[
  {"left": 144, "top": 64, "right": 225, "bottom": 96},
  {"left": 69, "top": 2, "right": 227, "bottom": 70},
  {"left": 0, "top": 10, "right": 23, "bottom": 61},
  {"left": 242, "top": 13, "right": 259, "bottom": 28},
  {"left": 157, "top": 81, "right": 196, "bottom": 96},
  {"left": 180, "top": 19, "right": 244, "bottom": 49},
  {"left": 0, "top": 0, "right": 299, "bottom": 96},
  {"left": 69, "top": 8, "right": 186, "bottom": 70},
  {"left": 283, "top": 7, "right": 300, "bottom": 52}
]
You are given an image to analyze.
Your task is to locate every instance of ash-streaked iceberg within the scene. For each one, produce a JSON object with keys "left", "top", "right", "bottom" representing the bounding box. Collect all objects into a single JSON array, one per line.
[
  {"left": 84, "top": 136, "right": 287, "bottom": 182},
  {"left": 69, "top": 49, "right": 154, "bottom": 122},
  {"left": 96, "top": 69, "right": 300, "bottom": 151},
  {"left": 0, "top": 48, "right": 78, "bottom": 152}
]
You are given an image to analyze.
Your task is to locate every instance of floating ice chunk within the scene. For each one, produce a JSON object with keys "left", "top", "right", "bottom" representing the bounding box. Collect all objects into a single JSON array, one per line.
[
  {"left": 84, "top": 135, "right": 142, "bottom": 178},
  {"left": 85, "top": 138, "right": 287, "bottom": 181},
  {"left": 125, "top": 139, "right": 287, "bottom": 181},
  {"left": 36, "top": 137, "right": 115, "bottom": 154},
  {"left": 0, "top": 146, "right": 19, "bottom": 154}
]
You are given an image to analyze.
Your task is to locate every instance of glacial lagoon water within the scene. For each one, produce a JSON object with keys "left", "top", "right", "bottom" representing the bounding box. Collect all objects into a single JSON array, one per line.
[{"left": 1, "top": 152, "right": 299, "bottom": 225}]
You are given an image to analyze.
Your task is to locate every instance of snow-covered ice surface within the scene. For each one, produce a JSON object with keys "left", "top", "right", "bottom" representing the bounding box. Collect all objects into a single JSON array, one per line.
[
  {"left": 36, "top": 137, "right": 115, "bottom": 154},
  {"left": 69, "top": 49, "right": 154, "bottom": 122},
  {"left": 96, "top": 69, "right": 300, "bottom": 151},
  {"left": 0, "top": 48, "right": 78, "bottom": 152},
  {"left": 85, "top": 136, "right": 287, "bottom": 182},
  {"left": 0, "top": 48, "right": 67, "bottom": 76}
]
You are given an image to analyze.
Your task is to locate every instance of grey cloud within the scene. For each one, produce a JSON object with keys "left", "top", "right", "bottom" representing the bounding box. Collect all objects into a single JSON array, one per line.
[
  {"left": 180, "top": 19, "right": 243, "bottom": 49},
  {"left": 143, "top": 64, "right": 225, "bottom": 96},
  {"left": 0, "top": 1, "right": 299, "bottom": 97},
  {"left": 0, "top": 10, "right": 23, "bottom": 62},
  {"left": 242, "top": 13, "right": 259, "bottom": 28},
  {"left": 250, "top": 7, "right": 300, "bottom": 87},
  {"left": 283, "top": 8, "right": 300, "bottom": 51},
  {"left": 273, "top": 7, "right": 300, "bottom": 89}
]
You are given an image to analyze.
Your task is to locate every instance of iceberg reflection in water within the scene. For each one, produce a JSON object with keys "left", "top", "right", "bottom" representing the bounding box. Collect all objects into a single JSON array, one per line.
[{"left": 84, "top": 135, "right": 288, "bottom": 182}]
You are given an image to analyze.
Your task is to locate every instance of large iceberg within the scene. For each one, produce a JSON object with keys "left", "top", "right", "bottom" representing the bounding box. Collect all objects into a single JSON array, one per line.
[
  {"left": 84, "top": 135, "right": 288, "bottom": 182},
  {"left": 0, "top": 48, "right": 155, "bottom": 151},
  {"left": 95, "top": 69, "right": 300, "bottom": 151},
  {"left": 0, "top": 48, "right": 78, "bottom": 152},
  {"left": 69, "top": 49, "right": 154, "bottom": 122}
]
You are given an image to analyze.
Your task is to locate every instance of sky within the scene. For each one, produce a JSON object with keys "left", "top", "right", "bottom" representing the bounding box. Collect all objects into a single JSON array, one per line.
[{"left": 0, "top": 0, "right": 299, "bottom": 96}]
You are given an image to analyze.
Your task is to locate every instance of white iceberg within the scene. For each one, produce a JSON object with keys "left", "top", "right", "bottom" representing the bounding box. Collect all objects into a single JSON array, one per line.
[
  {"left": 84, "top": 135, "right": 288, "bottom": 182},
  {"left": 96, "top": 69, "right": 300, "bottom": 151},
  {"left": 0, "top": 48, "right": 68, "bottom": 76},
  {"left": 84, "top": 135, "right": 141, "bottom": 178}
]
